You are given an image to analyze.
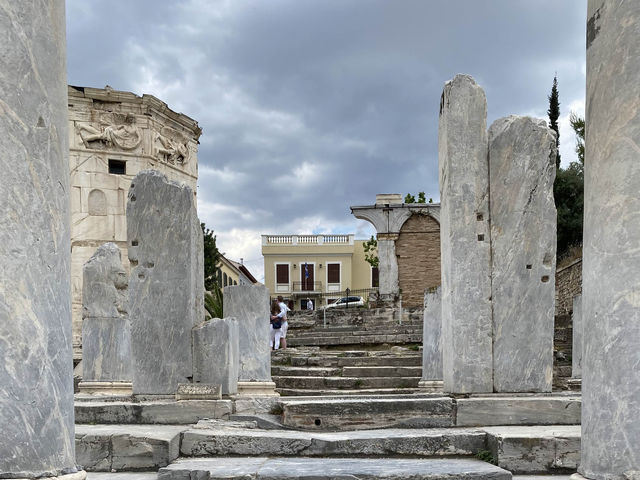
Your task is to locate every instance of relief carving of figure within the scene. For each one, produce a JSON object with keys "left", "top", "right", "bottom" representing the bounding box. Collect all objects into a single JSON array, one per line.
[
  {"left": 154, "top": 127, "right": 190, "bottom": 165},
  {"left": 77, "top": 113, "right": 142, "bottom": 151}
]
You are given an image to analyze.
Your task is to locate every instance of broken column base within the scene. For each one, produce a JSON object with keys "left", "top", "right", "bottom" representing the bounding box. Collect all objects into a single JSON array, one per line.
[
  {"left": 418, "top": 380, "right": 444, "bottom": 391},
  {"left": 77, "top": 381, "right": 133, "bottom": 396},
  {"left": 236, "top": 381, "right": 279, "bottom": 396}
]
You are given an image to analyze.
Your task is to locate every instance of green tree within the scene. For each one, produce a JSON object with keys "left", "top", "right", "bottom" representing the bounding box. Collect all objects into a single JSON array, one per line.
[
  {"left": 362, "top": 235, "right": 379, "bottom": 268},
  {"left": 404, "top": 192, "right": 428, "bottom": 204},
  {"left": 548, "top": 75, "right": 561, "bottom": 168},
  {"left": 553, "top": 113, "right": 585, "bottom": 257},
  {"left": 417, "top": 192, "right": 426, "bottom": 203},
  {"left": 569, "top": 112, "right": 585, "bottom": 166},
  {"left": 404, "top": 193, "right": 416, "bottom": 203},
  {"left": 201, "top": 223, "right": 221, "bottom": 291}
]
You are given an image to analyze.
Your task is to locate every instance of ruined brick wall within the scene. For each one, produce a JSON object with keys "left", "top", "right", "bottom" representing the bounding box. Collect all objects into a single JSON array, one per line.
[
  {"left": 396, "top": 213, "right": 441, "bottom": 308},
  {"left": 555, "top": 258, "right": 582, "bottom": 317},
  {"left": 553, "top": 257, "right": 582, "bottom": 389}
]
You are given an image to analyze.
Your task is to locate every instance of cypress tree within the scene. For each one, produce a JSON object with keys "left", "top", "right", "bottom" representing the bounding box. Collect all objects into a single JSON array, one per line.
[{"left": 547, "top": 75, "right": 561, "bottom": 168}]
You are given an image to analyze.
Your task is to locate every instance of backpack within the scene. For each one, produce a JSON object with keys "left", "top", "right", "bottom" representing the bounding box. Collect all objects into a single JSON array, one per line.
[{"left": 272, "top": 319, "right": 282, "bottom": 329}]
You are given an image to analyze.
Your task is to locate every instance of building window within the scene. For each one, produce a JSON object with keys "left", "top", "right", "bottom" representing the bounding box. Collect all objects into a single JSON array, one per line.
[
  {"left": 108, "top": 159, "right": 126, "bottom": 175},
  {"left": 233, "top": 280, "right": 237, "bottom": 285},
  {"left": 223, "top": 272, "right": 228, "bottom": 287},
  {"left": 327, "top": 263, "right": 340, "bottom": 284},
  {"left": 217, "top": 270, "right": 222, "bottom": 287},
  {"left": 276, "top": 264, "right": 289, "bottom": 284},
  {"left": 372, "top": 267, "right": 379, "bottom": 288}
]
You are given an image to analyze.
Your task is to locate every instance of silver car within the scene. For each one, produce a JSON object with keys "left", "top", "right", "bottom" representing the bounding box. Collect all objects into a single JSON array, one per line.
[{"left": 323, "top": 295, "right": 365, "bottom": 309}]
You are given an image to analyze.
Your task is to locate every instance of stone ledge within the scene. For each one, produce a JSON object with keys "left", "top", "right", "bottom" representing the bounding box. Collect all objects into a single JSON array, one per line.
[{"left": 78, "top": 381, "right": 133, "bottom": 396}]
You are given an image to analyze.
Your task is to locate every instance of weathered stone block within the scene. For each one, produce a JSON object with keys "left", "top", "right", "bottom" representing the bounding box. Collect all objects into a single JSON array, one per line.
[
  {"left": 488, "top": 115, "right": 556, "bottom": 393},
  {"left": 0, "top": 2, "right": 78, "bottom": 477},
  {"left": 421, "top": 286, "right": 442, "bottom": 382},
  {"left": 438, "top": 74, "right": 492, "bottom": 394},
  {"left": 192, "top": 317, "right": 239, "bottom": 395},
  {"left": 580, "top": 1, "right": 640, "bottom": 478},
  {"left": 223, "top": 285, "right": 271, "bottom": 382},
  {"left": 571, "top": 294, "right": 582, "bottom": 379},
  {"left": 127, "top": 170, "right": 204, "bottom": 394},
  {"left": 81, "top": 243, "right": 132, "bottom": 384},
  {"left": 175, "top": 383, "right": 221, "bottom": 400}
]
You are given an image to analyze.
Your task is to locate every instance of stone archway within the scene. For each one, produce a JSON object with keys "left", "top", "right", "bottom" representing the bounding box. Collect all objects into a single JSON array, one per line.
[{"left": 396, "top": 213, "right": 441, "bottom": 307}]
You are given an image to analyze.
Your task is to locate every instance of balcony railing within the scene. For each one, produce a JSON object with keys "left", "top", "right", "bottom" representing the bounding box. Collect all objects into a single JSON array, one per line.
[
  {"left": 292, "top": 281, "right": 323, "bottom": 293},
  {"left": 263, "top": 234, "right": 354, "bottom": 246}
]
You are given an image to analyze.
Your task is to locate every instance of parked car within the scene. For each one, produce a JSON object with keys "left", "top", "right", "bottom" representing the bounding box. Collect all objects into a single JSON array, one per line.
[{"left": 323, "top": 296, "right": 365, "bottom": 310}]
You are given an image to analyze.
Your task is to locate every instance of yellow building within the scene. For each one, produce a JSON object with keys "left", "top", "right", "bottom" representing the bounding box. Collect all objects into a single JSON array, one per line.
[
  {"left": 217, "top": 255, "right": 259, "bottom": 288},
  {"left": 261, "top": 234, "right": 378, "bottom": 309}
]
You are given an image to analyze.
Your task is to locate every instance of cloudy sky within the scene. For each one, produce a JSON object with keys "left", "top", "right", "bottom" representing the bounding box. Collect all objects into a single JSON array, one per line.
[{"left": 66, "top": 1, "right": 587, "bottom": 281}]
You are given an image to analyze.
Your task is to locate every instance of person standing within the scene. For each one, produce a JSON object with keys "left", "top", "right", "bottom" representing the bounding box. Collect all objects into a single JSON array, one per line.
[
  {"left": 270, "top": 300, "right": 283, "bottom": 350},
  {"left": 276, "top": 295, "right": 290, "bottom": 349},
  {"left": 307, "top": 298, "right": 314, "bottom": 310}
]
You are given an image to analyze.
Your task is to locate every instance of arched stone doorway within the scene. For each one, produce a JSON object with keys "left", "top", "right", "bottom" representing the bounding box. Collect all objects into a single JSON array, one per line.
[{"left": 396, "top": 213, "right": 441, "bottom": 307}]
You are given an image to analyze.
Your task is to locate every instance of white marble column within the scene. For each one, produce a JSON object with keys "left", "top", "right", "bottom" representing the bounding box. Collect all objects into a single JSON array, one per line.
[
  {"left": 377, "top": 236, "right": 399, "bottom": 299},
  {"left": 419, "top": 287, "right": 442, "bottom": 390},
  {"left": 576, "top": 1, "right": 640, "bottom": 478},
  {"left": 0, "top": 1, "right": 83, "bottom": 478}
]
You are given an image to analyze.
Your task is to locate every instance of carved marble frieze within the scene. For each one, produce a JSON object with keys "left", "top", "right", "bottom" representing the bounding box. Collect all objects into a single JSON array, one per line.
[
  {"left": 154, "top": 126, "right": 192, "bottom": 165},
  {"left": 76, "top": 112, "right": 142, "bottom": 151}
]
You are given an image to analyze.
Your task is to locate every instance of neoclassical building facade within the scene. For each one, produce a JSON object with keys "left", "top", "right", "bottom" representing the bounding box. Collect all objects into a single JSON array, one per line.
[{"left": 68, "top": 85, "right": 201, "bottom": 359}]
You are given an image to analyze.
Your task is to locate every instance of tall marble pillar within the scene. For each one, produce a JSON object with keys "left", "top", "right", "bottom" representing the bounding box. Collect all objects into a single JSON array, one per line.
[
  {"left": 439, "top": 74, "right": 493, "bottom": 393},
  {"left": 377, "top": 236, "right": 399, "bottom": 299},
  {"left": 569, "top": 294, "right": 583, "bottom": 389},
  {"left": 0, "top": 1, "right": 82, "bottom": 478},
  {"left": 576, "top": 1, "right": 640, "bottom": 478},
  {"left": 488, "top": 116, "right": 556, "bottom": 393}
]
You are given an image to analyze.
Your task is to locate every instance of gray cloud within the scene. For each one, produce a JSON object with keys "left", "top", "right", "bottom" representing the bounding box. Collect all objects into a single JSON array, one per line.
[{"left": 67, "top": 0, "right": 587, "bottom": 280}]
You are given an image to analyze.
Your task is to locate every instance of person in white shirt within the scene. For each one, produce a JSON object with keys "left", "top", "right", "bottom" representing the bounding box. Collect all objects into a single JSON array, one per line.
[
  {"left": 307, "top": 298, "right": 314, "bottom": 310},
  {"left": 276, "top": 295, "right": 290, "bottom": 349}
]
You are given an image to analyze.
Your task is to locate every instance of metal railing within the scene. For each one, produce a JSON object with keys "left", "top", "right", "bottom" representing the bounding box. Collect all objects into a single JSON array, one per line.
[{"left": 292, "top": 281, "right": 323, "bottom": 293}]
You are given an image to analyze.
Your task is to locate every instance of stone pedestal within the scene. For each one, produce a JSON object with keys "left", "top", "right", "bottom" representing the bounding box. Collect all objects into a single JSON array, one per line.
[
  {"left": 488, "top": 116, "right": 556, "bottom": 393},
  {"left": 0, "top": 1, "right": 83, "bottom": 477},
  {"left": 438, "top": 74, "right": 493, "bottom": 394},
  {"left": 79, "top": 243, "right": 132, "bottom": 395},
  {"left": 419, "top": 287, "right": 443, "bottom": 391},
  {"left": 127, "top": 170, "right": 204, "bottom": 395},
  {"left": 223, "top": 285, "right": 276, "bottom": 395},
  {"left": 578, "top": 1, "right": 640, "bottom": 478},
  {"left": 192, "top": 317, "right": 239, "bottom": 395}
]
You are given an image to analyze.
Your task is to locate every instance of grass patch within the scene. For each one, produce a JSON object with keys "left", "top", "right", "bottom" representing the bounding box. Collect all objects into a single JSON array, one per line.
[{"left": 475, "top": 449, "right": 497, "bottom": 465}]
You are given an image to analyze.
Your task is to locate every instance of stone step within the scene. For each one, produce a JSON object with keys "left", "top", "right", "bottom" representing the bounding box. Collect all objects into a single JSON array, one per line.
[
  {"left": 290, "top": 325, "right": 423, "bottom": 335},
  {"left": 87, "top": 474, "right": 158, "bottom": 479},
  {"left": 342, "top": 365, "right": 423, "bottom": 377},
  {"left": 272, "top": 375, "right": 421, "bottom": 390},
  {"left": 289, "top": 354, "right": 422, "bottom": 367},
  {"left": 278, "top": 394, "right": 581, "bottom": 431},
  {"left": 179, "top": 423, "right": 580, "bottom": 475},
  {"left": 485, "top": 425, "right": 580, "bottom": 475},
  {"left": 277, "top": 387, "right": 424, "bottom": 396},
  {"left": 76, "top": 424, "right": 185, "bottom": 472},
  {"left": 271, "top": 366, "right": 342, "bottom": 376},
  {"left": 180, "top": 425, "right": 486, "bottom": 457},
  {"left": 287, "top": 333, "right": 423, "bottom": 346},
  {"left": 75, "top": 399, "right": 232, "bottom": 424},
  {"left": 157, "top": 457, "right": 511, "bottom": 480},
  {"left": 281, "top": 396, "right": 454, "bottom": 430}
]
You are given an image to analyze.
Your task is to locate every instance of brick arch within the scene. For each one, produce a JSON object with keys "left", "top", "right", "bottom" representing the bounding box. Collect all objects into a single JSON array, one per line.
[{"left": 396, "top": 213, "right": 441, "bottom": 307}]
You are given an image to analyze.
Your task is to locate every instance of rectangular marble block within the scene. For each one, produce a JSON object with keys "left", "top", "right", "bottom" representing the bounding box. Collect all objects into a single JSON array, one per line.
[
  {"left": 127, "top": 171, "right": 204, "bottom": 395},
  {"left": 422, "top": 287, "right": 442, "bottom": 381},
  {"left": 223, "top": 285, "right": 271, "bottom": 383},
  {"left": 438, "top": 74, "right": 493, "bottom": 393},
  {"left": 176, "top": 383, "right": 221, "bottom": 400},
  {"left": 488, "top": 116, "right": 556, "bottom": 393},
  {"left": 192, "top": 317, "right": 239, "bottom": 395},
  {"left": 82, "top": 317, "right": 132, "bottom": 383},
  {"left": 571, "top": 295, "right": 582, "bottom": 379}
]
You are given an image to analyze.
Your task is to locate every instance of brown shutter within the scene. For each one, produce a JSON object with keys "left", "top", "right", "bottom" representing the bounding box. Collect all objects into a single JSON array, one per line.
[
  {"left": 276, "top": 264, "right": 289, "bottom": 283},
  {"left": 327, "top": 263, "right": 340, "bottom": 283},
  {"left": 372, "top": 267, "right": 379, "bottom": 287}
]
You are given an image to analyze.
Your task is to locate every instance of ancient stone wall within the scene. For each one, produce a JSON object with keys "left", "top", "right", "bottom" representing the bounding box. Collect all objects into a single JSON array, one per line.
[
  {"left": 396, "top": 214, "right": 441, "bottom": 308},
  {"left": 554, "top": 258, "right": 582, "bottom": 317}
]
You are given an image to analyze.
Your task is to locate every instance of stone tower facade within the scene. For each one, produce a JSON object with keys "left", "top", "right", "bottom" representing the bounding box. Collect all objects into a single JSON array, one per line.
[{"left": 68, "top": 85, "right": 202, "bottom": 359}]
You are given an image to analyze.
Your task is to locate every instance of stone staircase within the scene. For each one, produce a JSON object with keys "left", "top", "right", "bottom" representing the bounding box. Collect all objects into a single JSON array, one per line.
[
  {"left": 271, "top": 347, "right": 424, "bottom": 396},
  {"left": 76, "top": 392, "right": 581, "bottom": 479},
  {"left": 285, "top": 307, "right": 423, "bottom": 347}
]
